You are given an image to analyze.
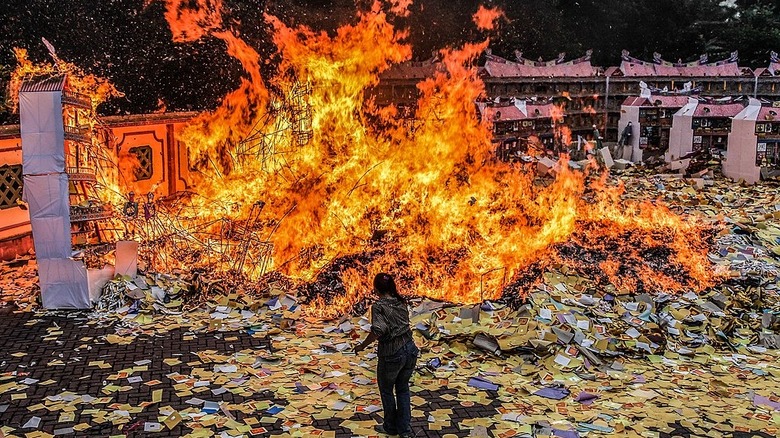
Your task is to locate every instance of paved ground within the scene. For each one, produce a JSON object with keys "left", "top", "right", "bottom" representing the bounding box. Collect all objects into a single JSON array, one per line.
[
  {"left": 0, "top": 307, "right": 773, "bottom": 437},
  {"left": 0, "top": 308, "right": 491, "bottom": 437}
]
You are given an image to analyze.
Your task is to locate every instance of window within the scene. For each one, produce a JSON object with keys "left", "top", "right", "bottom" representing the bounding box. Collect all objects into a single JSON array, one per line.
[
  {"left": 129, "top": 146, "right": 153, "bottom": 181},
  {"left": 0, "top": 164, "right": 23, "bottom": 210},
  {"left": 757, "top": 142, "right": 780, "bottom": 168}
]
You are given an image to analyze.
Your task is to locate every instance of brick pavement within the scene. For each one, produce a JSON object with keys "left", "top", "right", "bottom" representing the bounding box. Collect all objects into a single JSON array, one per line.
[
  {"left": 0, "top": 307, "right": 773, "bottom": 437},
  {"left": 0, "top": 304, "right": 497, "bottom": 437},
  {"left": 0, "top": 308, "right": 489, "bottom": 437}
]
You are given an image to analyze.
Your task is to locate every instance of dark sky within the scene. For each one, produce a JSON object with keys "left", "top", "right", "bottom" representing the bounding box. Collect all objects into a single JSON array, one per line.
[{"left": 1, "top": 0, "right": 779, "bottom": 117}]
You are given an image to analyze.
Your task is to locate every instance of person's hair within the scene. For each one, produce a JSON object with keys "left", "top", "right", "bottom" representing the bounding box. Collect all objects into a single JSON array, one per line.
[{"left": 373, "top": 272, "right": 405, "bottom": 304}]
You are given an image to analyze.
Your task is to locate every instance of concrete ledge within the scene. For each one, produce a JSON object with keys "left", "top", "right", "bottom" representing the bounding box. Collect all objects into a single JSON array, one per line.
[{"left": 0, "top": 232, "right": 33, "bottom": 261}]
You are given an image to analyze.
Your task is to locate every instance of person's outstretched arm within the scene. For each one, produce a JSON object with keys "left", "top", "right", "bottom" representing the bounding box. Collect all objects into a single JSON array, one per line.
[
  {"left": 355, "top": 304, "right": 386, "bottom": 353},
  {"left": 354, "top": 331, "right": 377, "bottom": 353}
]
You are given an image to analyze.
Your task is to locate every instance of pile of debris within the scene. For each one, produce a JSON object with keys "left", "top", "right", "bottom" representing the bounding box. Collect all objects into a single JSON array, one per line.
[
  {"left": 94, "top": 268, "right": 283, "bottom": 316},
  {"left": 0, "top": 256, "right": 39, "bottom": 310}
]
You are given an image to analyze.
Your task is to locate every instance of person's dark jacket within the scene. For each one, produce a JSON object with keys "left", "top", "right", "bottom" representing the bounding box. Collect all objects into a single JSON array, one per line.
[{"left": 371, "top": 296, "right": 413, "bottom": 357}]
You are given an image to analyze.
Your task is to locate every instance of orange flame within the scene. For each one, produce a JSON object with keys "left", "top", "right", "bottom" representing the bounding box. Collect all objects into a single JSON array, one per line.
[
  {"left": 163, "top": 0, "right": 224, "bottom": 43},
  {"left": 550, "top": 104, "right": 572, "bottom": 147},
  {"left": 388, "top": 0, "right": 413, "bottom": 17},
  {"left": 152, "top": 0, "right": 716, "bottom": 316},
  {"left": 472, "top": 5, "right": 504, "bottom": 31}
]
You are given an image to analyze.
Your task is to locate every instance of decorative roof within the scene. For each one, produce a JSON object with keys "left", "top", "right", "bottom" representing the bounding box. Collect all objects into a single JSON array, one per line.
[
  {"left": 621, "top": 96, "right": 645, "bottom": 107},
  {"left": 614, "top": 51, "right": 742, "bottom": 77},
  {"left": 757, "top": 105, "right": 780, "bottom": 121},
  {"left": 733, "top": 99, "right": 762, "bottom": 121},
  {"left": 379, "top": 49, "right": 756, "bottom": 83},
  {"left": 621, "top": 95, "right": 690, "bottom": 108},
  {"left": 0, "top": 111, "right": 199, "bottom": 139},
  {"left": 482, "top": 49, "right": 599, "bottom": 78},
  {"left": 477, "top": 99, "right": 554, "bottom": 122},
  {"left": 19, "top": 75, "right": 66, "bottom": 93},
  {"left": 102, "top": 111, "right": 200, "bottom": 128},
  {"left": 379, "top": 58, "right": 444, "bottom": 81},
  {"left": 693, "top": 101, "right": 745, "bottom": 118}
]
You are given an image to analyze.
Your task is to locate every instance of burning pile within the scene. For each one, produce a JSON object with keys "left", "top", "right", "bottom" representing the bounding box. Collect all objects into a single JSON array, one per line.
[
  {"left": 129, "top": 0, "right": 719, "bottom": 315},
  {"left": 7, "top": 1, "right": 719, "bottom": 316}
]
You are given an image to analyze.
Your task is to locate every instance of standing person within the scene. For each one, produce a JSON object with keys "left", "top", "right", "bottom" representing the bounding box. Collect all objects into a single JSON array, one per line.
[{"left": 354, "top": 273, "right": 418, "bottom": 438}]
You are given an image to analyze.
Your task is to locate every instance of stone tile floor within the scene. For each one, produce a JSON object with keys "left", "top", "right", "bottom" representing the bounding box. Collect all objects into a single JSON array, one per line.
[
  {"left": 0, "top": 308, "right": 475, "bottom": 437},
  {"left": 0, "top": 307, "right": 773, "bottom": 437}
]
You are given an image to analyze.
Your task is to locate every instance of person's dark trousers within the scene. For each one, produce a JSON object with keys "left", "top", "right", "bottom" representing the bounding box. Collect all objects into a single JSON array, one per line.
[{"left": 377, "top": 340, "right": 419, "bottom": 435}]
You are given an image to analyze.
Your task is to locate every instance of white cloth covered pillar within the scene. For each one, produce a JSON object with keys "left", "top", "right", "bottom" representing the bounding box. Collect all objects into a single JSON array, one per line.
[{"left": 20, "top": 77, "right": 92, "bottom": 309}]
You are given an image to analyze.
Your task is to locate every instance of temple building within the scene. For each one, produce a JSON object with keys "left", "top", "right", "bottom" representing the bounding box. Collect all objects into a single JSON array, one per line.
[
  {"left": 372, "top": 49, "right": 780, "bottom": 145},
  {"left": 614, "top": 94, "right": 780, "bottom": 184},
  {"left": 725, "top": 99, "right": 780, "bottom": 183},
  {"left": 617, "top": 94, "right": 690, "bottom": 162},
  {"left": 0, "top": 87, "right": 195, "bottom": 261},
  {"left": 666, "top": 97, "right": 745, "bottom": 163}
]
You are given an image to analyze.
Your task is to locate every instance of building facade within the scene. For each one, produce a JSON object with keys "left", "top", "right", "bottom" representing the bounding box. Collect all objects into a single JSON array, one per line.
[
  {"left": 617, "top": 94, "right": 690, "bottom": 162},
  {"left": 476, "top": 98, "right": 555, "bottom": 160},
  {"left": 667, "top": 98, "right": 745, "bottom": 162},
  {"left": 372, "top": 49, "right": 780, "bottom": 145},
  {"left": 0, "top": 110, "right": 196, "bottom": 260},
  {"left": 0, "top": 125, "right": 28, "bottom": 260},
  {"left": 614, "top": 93, "right": 780, "bottom": 183},
  {"left": 725, "top": 99, "right": 780, "bottom": 183}
]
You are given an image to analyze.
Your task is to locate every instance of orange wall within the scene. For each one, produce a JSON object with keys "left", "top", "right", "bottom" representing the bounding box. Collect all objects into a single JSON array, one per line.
[
  {"left": 0, "top": 114, "right": 195, "bottom": 259},
  {"left": 109, "top": 118, "right": 193, "bottom": 198},
  {"left": 0, "top": 135, "right": 31, "bottom": 242},
  {"left": 113, "top": 125, "right": 170, "bottom": 198}
]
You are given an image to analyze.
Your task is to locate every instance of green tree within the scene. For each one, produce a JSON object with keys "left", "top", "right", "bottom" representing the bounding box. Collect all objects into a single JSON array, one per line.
[{"left": 723, "top": 0, "right": 780, "bottom": 66}]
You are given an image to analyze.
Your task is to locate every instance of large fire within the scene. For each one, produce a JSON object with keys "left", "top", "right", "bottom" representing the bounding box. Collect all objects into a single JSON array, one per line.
[
  {"left": 13, "top": 1, "right": 719, "bottom": 316},
  {"left": 150, "top": 0, "right": 716, "bottom": 310}
]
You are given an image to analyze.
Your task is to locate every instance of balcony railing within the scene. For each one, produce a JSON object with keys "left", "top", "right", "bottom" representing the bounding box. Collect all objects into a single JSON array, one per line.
[
  {"left": 64, "top": 125, "right": 90, "bottom": 143},
  {"left": 66, "top": 167, "right": 97, "bottom": 183},
  {"left": 62, "top": 91, "right": 92, "bottom": 109},
  {"left": 70, "top": 205, "right": 113, "bottom": 223}
]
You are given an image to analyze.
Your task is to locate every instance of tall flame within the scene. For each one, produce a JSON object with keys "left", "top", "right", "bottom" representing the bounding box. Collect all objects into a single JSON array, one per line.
[{"left": 146, "top": 0, "right": 716, "bottom": 313}]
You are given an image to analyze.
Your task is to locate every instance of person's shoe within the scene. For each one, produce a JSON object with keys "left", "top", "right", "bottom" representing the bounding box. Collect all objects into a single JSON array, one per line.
[
  {"left": 399, "top": 432, "right": 413, "bottom": 438},
  {"left": 374, "top": 424, "right": 398, "bottom": 436}
]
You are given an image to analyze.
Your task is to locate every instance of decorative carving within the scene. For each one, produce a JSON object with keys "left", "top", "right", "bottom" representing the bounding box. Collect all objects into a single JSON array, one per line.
[
  {"left": 0, "top": 165, "right": 23, "bottom": 210},
  {"left": 129, "top": 146, "right": 154, "bottom": 181}
]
